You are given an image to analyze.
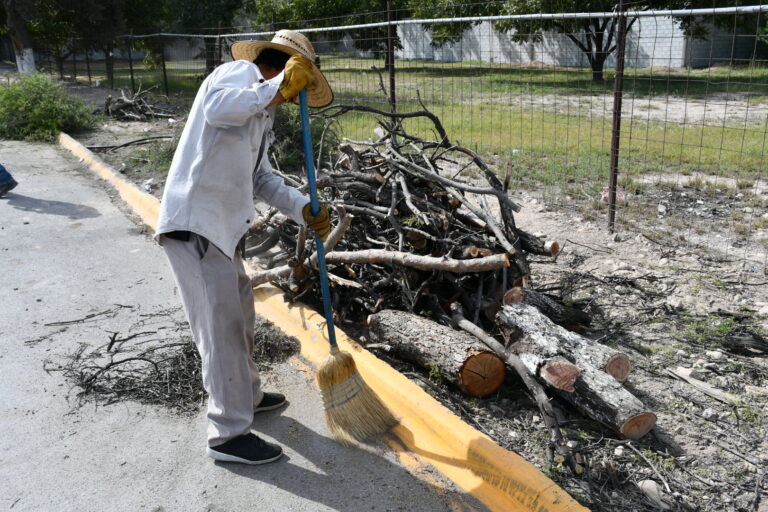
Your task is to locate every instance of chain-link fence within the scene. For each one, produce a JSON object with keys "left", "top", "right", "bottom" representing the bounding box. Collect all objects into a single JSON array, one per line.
[{"left": 28, "top": 4, "right": 768, "bottom": 267}]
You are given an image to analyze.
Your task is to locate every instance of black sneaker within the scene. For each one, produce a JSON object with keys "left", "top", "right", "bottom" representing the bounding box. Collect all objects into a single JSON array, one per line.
[
  {"left": 207, "top": 433, "right": 283, "bottom": 465},
  {"left": 254, "top": 392, "right": 287, "bottom": 413},
  {"left": 0, "top": 179, "right": 17, "bottom": 198}
]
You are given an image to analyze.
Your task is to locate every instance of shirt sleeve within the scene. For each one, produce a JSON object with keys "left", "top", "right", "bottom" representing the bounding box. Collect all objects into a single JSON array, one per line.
[
  {"left": 203, "top": 64, "right": 283, "bottom": 128},
  {"left": 253, "top": 155, "right": 310, "bottom": 225}
]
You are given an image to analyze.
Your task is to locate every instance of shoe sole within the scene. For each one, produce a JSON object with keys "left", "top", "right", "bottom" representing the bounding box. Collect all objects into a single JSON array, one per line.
[
  {"left": 254, "top": 399, "right": 288, "bottom": 413},
  {"left": 206, "top": 447, "right": 283, "bottom": 465}
]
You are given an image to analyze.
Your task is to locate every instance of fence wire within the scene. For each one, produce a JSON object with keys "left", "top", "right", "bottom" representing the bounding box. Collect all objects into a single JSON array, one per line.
[{"left": 28, "top": 4, "right": 768, "bottom": 269}]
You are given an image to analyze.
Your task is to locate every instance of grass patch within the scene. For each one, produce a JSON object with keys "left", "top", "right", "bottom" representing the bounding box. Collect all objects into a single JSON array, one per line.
[
  {"left": 51, "top": 56, "right": 768, "bottom": 188},
  {"left": 681, "top": 315, "right": 740, "bottom": 347}
]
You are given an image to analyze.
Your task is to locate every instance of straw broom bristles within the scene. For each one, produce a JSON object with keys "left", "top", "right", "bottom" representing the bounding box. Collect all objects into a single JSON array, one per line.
[{"left": 318, "top": 346, "right": 398, "bottom": 444}]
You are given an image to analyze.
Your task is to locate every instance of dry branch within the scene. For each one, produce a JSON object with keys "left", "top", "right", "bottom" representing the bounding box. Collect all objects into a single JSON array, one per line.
[{"left": 324, "top": 250, "right": 509, "bottom": 273}]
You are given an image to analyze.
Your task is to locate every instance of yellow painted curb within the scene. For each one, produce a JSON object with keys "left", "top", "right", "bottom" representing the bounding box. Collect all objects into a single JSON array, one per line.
[
  {"left": 59, "top": 132, "right": 588, "bottom": 512},
  {"left": 59, "top": 133, "right": 160, "bottom": 228}
]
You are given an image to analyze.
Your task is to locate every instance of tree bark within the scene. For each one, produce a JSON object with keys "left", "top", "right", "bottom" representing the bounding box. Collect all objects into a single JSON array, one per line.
[
  {"left": 324, "top": 250, "right": 509, "bottom": 273},
  {"left": 503, "top": 286, "right": 591, "bottom": 331},
  {"left": 367, "top": 310, "right": 506, "bottom": 398},
  {"left": 4, "top": 0, "right": 35, "bottom": 74},
  {"left": 497, "top": 303, "right": 631, "bottom": 383},
  {"left": 451, "top": 303, "right": 573, "bottom": 463},
  {"left": 204, "top": 38, "right": 217, "bottom": 76},
  {"left": 515, "top": 229, "right": 560, "bottom": 257},
  {"left": 558, "top": 358, "right": 656, "bottom": 440}
]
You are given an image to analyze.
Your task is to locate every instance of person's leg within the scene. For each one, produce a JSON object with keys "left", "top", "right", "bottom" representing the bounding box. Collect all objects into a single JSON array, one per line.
[
  {"left": 0, "top": 164, "right": 17, "bottom": 198},
  {"left": 234, "top": 247, "right": 287, "bottom": 412},
  {"left": 0, "top": 164, "right": 13, "bottom": 184},
  {"left": 163, "top": 234, "right": 255, "bottom": 447},
  {"left": 234, "top": 250, "right": 263, "bottom": 407}
]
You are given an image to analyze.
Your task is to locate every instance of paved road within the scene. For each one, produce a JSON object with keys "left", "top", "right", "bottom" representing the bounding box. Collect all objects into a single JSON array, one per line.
[{"left": 0, "top": 140, "right": 481, "bottom": 511}]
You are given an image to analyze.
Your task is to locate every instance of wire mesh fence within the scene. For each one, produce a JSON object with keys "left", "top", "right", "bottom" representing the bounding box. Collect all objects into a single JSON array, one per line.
[{"left": 29, "top": 4, "right": 768, "bottom": 268}]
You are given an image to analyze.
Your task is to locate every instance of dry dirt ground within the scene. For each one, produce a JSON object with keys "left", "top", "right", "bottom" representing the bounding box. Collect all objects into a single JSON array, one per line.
[{"left": 66, "top": 82, "right": 768, "bottom": 512}]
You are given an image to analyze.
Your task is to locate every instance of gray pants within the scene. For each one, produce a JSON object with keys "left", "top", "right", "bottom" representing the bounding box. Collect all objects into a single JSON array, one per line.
[{"left": 162, "top": 233, "right": 263, "bottom": 447}]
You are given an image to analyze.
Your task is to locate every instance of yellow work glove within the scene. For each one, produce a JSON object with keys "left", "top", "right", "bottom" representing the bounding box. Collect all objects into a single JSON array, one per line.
[
  {"left": 279, "top": 55, "right": 313, "bottom": 103},
  {"left": 302, "top": 202, "right": 330, "bottom": 242}
]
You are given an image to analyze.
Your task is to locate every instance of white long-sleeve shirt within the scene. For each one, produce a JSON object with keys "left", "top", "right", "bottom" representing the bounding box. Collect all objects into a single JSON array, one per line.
[{"left": 156, "top": 59, "right": 309, "bottom": 258}]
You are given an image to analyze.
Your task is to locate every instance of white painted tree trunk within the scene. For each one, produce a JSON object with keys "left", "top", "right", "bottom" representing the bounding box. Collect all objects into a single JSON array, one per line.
[{"left": 15, "top": 47, "right": 35, "bottom": 74}]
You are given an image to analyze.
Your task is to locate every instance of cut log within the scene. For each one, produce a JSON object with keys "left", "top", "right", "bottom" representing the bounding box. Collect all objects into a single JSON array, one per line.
[
  {"left": 496, "top": 304, "right": 654, "bottom": 439},
  {"left": 497, "top": 303, "right": 631, "bottom": 383},
  {"left": 505, "top": 334, "right": 581, "bottom": 392},
  {"left": 503, "top": 286, "right": 591, "bottom": 331},
  {"left": 367, "top": 310, "right": 505, "bottom": 397},
  {"left": 559, "top": 359, "right": 657, "bottom": 440},
  {"left": 515, "top": 229, "right": 560, "bottom": 257},
  {"left": 451, "top": 303, "right": 577, "bottom": 465}
]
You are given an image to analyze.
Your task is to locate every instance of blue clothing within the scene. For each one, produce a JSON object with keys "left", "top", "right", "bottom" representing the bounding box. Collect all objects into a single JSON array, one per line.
[{"left": 0, "top": 164, "right": 13, "bottom": 185}]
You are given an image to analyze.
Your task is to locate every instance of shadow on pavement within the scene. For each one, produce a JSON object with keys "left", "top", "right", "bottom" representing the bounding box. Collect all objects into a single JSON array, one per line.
[
  {"left": 217, "top": 413, "right": 481, "bottom": 512},
  {"left": 5, "top": 193, "right": 101, "bottom": 220}
]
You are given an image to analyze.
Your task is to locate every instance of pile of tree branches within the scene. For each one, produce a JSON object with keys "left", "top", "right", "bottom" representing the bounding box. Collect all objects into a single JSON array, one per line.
[
  {"left": 250, "top": 101, "right": 556, "bottom": 324},
  {"left": 100, "top": 85, "right": 178, "bottom": 121},
  {"left": 246, "top": 100, "right": 656, "bottom": 470}
]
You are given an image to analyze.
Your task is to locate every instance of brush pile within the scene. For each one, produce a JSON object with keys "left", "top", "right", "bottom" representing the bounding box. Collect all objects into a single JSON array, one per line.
[
  {"left": 100, "top": 86, "right": 178, "bottom": 121},
  {"left": 247, "top": 103, "right": 656, "bottom": 462}
]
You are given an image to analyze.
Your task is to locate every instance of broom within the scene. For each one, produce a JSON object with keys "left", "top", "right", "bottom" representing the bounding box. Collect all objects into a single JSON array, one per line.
[{"left": 298, "top": 89, "right": 398, "bottom": 444}]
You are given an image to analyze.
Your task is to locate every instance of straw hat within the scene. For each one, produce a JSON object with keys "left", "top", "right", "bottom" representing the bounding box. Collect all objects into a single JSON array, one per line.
[{"left": 231, "top": 30, "right": 333, "bottom": 108}]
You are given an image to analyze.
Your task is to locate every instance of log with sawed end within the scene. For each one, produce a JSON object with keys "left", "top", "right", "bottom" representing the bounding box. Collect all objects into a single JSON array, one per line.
[
  {"left": 503, "top": 286, "right": 591, "bottom": 331},
  {"left": 497, "top": 304, "right": 654, "bottom": 439},
  {"left": 560, "top": 358, "right": 657, "bottom": 440},
  {"left": 497, "top": 302, "right": 631, "bottom": 382},
  {"left": 367, "top": 309, "right": 506, "bottom": 398}
]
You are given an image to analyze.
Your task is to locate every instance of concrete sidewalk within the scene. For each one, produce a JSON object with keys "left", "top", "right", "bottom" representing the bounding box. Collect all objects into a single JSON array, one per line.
[{"left": 0, "top": 140, "right": 482, "bottom": 511}]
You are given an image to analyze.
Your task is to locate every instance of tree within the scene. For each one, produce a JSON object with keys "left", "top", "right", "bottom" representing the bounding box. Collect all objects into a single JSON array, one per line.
[
  {"left": 408, "top": 0, "right": 764, "bottom": 83},
  {"left": 248, "top": 0, "right": 407, "bottom": 60},
  {"left": 3, "top": 0, "right": 36, "bottom": 73},
  {"left": 496, "top": 0, "right": 637, "bottom": 83},
  {"left": 168, "top": 0, "right": 246, "bottom": 75}
]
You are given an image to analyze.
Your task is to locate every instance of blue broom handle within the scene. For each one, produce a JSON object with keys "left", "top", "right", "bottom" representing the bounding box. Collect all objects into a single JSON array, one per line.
[{"left": 299, "top": 90, "right": 337, "bottom": 348}]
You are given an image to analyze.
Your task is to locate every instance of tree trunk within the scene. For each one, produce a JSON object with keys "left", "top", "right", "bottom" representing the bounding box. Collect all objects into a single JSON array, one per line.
[
  {"left": 590, "top": 57, "right": 605, "bottom": 83},
  {"left": 4, "top": 0, "right": 35, "bottom": 74},
  {"left": 367, "top": 310, "right": 506, "bottom": 398},
  {"left": 56, "top": 56, "right": 65, "bottom": 80},
  {"left": 103, "top": 43, "right": 115, "bottom": 88},
  {"left": 204, "top": 38, "right": 217, "bottom": 76},
  {"left": 503, "top": 286, "right": 591, "bottom": 331},
  {"left": 497, "top": 303, "right": 631, "bottom": 383}
]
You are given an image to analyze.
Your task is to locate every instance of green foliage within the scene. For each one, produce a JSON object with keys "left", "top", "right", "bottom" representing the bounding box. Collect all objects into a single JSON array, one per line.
[
  {"left": 406, "top": 0, "right": 497, "bottom": 47},
  {"left": 269, "top": 106, "right": 339, "bottom": 177},
  {"left": 427, "top": 361, "right": 442, "bottom": 382},
  {"left": 248, "top": 0, "right": 405, "bottom": 56},
  {"left": 129, "top": 134, "right": 179, "bottom": 178},
  {"left": 0, "top": 74, "right": 95, "bottom": 141}
]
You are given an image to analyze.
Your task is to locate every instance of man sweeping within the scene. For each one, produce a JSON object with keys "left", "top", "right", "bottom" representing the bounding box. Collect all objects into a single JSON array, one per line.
[{"left": 155, "top": 30, "right": 333, "bottom": 465}]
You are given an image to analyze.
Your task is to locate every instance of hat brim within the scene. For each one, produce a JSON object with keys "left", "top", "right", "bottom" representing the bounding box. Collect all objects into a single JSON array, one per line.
[{"left": 231, "top": 41, "right": 333, "bottom": 108}]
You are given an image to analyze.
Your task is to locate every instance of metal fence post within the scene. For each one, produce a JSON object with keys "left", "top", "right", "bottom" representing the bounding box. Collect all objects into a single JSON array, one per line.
[
  {"left": 387, "top": 0, "right": 396, "bottom": 112},
  {"left": 160, "top": 35, "right": 170, "bottom": 96},
  {"left": 127, "top": 34, "right": 136, "bottom": 94},
  {"left": 607, "top": 0, "right": 628, "bottom": 233}
]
